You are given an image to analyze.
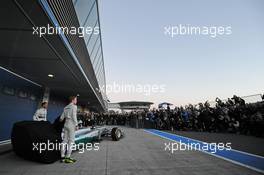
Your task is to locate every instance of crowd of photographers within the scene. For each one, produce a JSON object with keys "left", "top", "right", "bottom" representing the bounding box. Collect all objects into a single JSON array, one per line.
[{"left": 78, "top": 95, "right": 264, "bottom": 138}]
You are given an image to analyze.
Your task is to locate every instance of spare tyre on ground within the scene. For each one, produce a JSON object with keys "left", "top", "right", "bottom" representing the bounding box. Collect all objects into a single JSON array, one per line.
[{"left": 11, "top": 121, "right": 61, "bottom": 163}]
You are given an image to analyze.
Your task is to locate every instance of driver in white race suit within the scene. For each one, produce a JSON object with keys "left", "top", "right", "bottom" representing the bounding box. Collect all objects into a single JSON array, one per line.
[{"left": 60, "top": 96, "right": 78, "bottom": 163}]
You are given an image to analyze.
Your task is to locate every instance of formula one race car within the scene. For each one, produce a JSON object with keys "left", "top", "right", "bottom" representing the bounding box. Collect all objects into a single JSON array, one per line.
[
  {"left": 11, "top": 120, "right": 124, "bottom": 163},
  {"left": 51, "top": 116, "right": 124, "bottom": 144},
  {"left": 74, "top": 126, "right": 124, "bottom": 144}
]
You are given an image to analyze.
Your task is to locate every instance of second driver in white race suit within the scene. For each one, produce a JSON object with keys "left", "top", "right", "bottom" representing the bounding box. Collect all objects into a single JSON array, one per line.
[{"left": 60, "top": 96, "right": 78, "bottom": 163}]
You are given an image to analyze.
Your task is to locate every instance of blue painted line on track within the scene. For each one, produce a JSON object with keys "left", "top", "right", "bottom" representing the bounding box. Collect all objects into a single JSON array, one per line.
[{"left": 145, "top": 129, "right": 264, "bottom": 173}]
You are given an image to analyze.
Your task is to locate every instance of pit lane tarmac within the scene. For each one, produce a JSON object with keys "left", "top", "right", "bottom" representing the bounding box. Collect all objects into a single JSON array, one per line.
[{"left": 0, "top": 127, "right": 262, "bottom": 175}]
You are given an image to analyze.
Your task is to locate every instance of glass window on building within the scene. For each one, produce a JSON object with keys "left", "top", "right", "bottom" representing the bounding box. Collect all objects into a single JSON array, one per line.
[
  {"left": 83, "top": 3, "right": 98, "bottom": 45},
  {"left": 92, "top": 47, "right": 101, "bottom": 67},
  {"left": 90, "top": 41, "right": 101, "bottom": 64},
  {"left": 87, "top": 31, "right": 100, "bottom": 59},
  {"left": 73, "top": 0, "right": 95, "bottom": 26},
  {"left": 95, "top": 59, "right": 103, "bottom": 77},
  {"left": 94, "top": 53, "right": 102, "bottom": 73}
]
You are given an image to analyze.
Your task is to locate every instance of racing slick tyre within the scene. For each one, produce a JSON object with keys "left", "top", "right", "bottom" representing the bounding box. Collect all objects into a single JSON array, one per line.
[
  {"left": 11, "top": 121, "right": 61, "bottom": 163},
  {"left": 111, "top": 127, "right": 122, "bottom": 141}
]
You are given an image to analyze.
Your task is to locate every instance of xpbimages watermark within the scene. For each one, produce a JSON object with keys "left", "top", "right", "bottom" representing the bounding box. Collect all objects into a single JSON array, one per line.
[
  {"left": 164, "top": 141, "right": 232, "bottom": 154},
  {"left": 32, "top": 24, "right": 100, "bottom": 37},
  {"left": 164, "top": 24, "right": 232, "bottom": 38},
  {"left": 32, "top": 140, "right": 100, "bottom": 154},
  {"left": 98, "top": 81, "right": 166, "bottom": 96}
]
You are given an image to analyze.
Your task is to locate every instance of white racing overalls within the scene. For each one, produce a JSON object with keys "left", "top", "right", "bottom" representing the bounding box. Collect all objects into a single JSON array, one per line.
[{"left": 60, "top": 103, "right": 78, "bottom": 158}]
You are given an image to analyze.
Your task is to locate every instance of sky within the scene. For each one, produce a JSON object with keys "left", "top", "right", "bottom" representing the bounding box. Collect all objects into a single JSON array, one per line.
[{"left": 98, "top": 0, "right": 264, "bottom": 107}]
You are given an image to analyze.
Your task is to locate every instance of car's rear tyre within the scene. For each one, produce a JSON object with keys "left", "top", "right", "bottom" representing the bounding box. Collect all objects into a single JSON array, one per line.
[{"left": 111, "top": 127, "right": 122, "bottom": 141}]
